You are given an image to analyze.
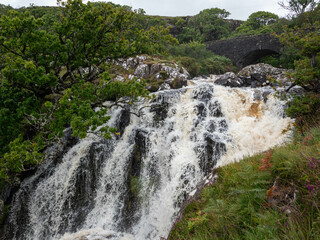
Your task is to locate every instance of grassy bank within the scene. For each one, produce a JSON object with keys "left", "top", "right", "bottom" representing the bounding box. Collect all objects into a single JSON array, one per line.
[{"left": 169, "top": 127, "right": 320, "bottom": 240}]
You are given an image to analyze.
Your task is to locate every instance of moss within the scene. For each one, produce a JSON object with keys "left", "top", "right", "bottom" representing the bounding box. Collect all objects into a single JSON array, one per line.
[
  {"left": 0, "top": 204, "right": 9, "bottom": 236},
  {"left": 159, "top": 70, "right": 168, "bottom": 80},
  {"left": 129, "top": 176, "right": 141, "bottom": 197},
  {"left": 146, "top": 78, "right": 165, "bottom": 92}
]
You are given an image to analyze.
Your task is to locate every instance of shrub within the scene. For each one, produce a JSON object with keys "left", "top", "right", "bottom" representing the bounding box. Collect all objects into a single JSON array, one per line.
[{"left": 168, "top": 41, "right": 236, "bottom": 77}]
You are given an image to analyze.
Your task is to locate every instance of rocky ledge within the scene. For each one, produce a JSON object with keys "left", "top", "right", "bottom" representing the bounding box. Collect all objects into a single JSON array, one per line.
[
  {"left": 113, "top": 57, "right": 303, "bottom": 95},
  {"left": 204, "top": 63, "right": 304, "bottom": 94},
  {"left": 113, "top": 55, "right": 190, "bottom": 92},
  {"left": 212, "top": 63, "right": 289, "bottom": 88}
]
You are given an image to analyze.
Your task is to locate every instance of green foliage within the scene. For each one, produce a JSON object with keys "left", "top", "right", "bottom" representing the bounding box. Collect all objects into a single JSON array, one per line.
[
  {"left": 231, "top": 11, "right": 279, "bottom": 37},
  {"left": 170, "top": 126, "right": 320, "bottom": 240},
  {"left": 168, "top": 41, "right": 235, "bottom": 76},
  {"left": 178, "top": 8, "right": 231, "bottom": 43},
  {"left": 0, "top": 136, "right": 43, "bottom": 183},
  {"left": 0, "top": 4, "right": 13, "bottom": 16},
  {"left": 279, "top": 0, "right": 319, "bottom": 17},
  {"left": 285, "top": 93, "right": 320, "bottom": 132},
  {"left": 276, "top": 21, "right": 320, "bottom": 129},
  {"left": 132, "top": 8, "right": 167, "bottom": 30},
  {"left": 0, "top": 0, "right": 175, "bottom": 183}
]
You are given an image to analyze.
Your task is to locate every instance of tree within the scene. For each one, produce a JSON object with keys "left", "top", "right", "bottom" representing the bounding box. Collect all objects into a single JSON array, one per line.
[
  {"left": 278, "top": 0, "right": 320, "bottom": 16},
  {"left": 277, "top": 22, "right": 320, "bottom": 92},
  {"left": 276, "top": 21, "right": 320, "bottom": 131},
  {"left": 178, "top": 8, "right": 231, "bottom": 43},
  {"left": 0, "top": 3, "right": 13, "bottom": 16},
  {"left": 232, "top": 11, "right": 279, "bottom": 37},
  {"left": 0, "top": 0, "right": 176, "bottom": 183}
]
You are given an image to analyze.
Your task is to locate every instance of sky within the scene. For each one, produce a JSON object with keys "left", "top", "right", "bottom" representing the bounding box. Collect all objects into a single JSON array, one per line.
[{"left": 0, "top": 0, "right": 289, "bottom": 20}]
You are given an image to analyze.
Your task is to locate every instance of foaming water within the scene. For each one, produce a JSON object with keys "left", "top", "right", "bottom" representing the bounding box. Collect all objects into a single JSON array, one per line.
[
  {"left": 213, "top": 85, "right": 291, "bottom": 167},
  {"left": 4, "top": 80, "right": 292, "bottom": 240}
]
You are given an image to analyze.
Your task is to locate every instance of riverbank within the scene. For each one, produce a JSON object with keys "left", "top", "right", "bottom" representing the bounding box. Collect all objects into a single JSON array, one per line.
[{"left": 169, "top": 126, "right": 320, "bottom": 239}]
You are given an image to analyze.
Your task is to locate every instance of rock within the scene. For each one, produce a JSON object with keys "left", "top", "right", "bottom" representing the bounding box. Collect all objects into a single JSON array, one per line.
[
  {"left": 251, "top": 73, "right": 267, "bottom": 82},
  {"left": 158, "top": 83, "right": 171, "bottom": 91},
  {"left": 215, "top": 72, "right": 245, "bottom": 87},
  {"left": 114, "top": 56, "right": 190, "bottom": 92},
  {"left": 115, "top": 75, "right": 125, "bottom": 81},
  {"left": 238, "top": 63, "right": 285, "bottom": 77},
  {"left": 150, "top": 64, "right": 162, "bottom": 75},
  {"left": 134, "top": 64, "right": 150, "bottom": 79},
  {"left": 288, "top": 86, "right": 305, "bottom": 95},
  {"left": 212, "top": 64, "right": 292, "bottom": 89},
  {"left": 167, "top": 76, "right": 188, "bottom": 89},
  {"left": 238, "top": 63, "right": 291, "bottom": 87}
]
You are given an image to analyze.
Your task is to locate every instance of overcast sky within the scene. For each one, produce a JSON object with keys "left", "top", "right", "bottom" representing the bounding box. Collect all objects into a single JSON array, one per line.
[{"left": 0, "top": 0, "right": 289, "bottom": 20}]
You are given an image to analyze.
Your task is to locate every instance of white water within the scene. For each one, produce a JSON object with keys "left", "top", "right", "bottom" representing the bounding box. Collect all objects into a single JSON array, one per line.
[{"left": 7, "top": 80, "right": 292, "bottom": 240}]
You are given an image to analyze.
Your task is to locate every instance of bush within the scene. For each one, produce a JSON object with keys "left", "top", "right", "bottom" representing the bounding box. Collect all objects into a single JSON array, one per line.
[
  {"left": 286, "top": 93, "right": 320, "bottom": 132},
  {"left": 174, "top": 56, "right": 201, "bottom": 77},
  {"left": 168, "top": 41, "right": 236, "bottom": 77}
]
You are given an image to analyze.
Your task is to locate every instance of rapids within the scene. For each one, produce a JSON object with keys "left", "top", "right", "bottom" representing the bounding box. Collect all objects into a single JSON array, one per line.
[{"left": 3, "top": 79, "right": 292, "bottom": 240}]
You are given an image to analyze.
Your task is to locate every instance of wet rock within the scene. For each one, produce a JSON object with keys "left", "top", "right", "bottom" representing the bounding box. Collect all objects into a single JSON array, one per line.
[
  {"left": 118, "top": 128, "right": 148, "bottom": 231},
  {"left": 114, "top": 56, "right": 190, "bottom": 92},
  {"left": 115, "top": 107, "right": 131, "bottom": 137},
  {"left": 195, "top": 103, "right": 207, "bottom": 117},
  {"left": 208, "top": 101, "right": 223, "bottom": 117},
  {"left": 193, "top": 85, "right": 214, "bottom": 102},
  {"left": 238, "top": 63, "right": 286, "bottom": 78},
  {"left": 198, "top": 135, "right": 226, "bottom": 175},
  {"left": 150, "top": 102, "right": 169, "bottom": 124},
  {"left": 158, "top": 82, "right": 171, "bottom": 91},
  {"left": 215, "top": 72, "right": 245, "bottom": 88},
  {"left": 2, "top": 128, "right": 80, "bottom": 239},
  {"left": 59, "top": 142, "right": 108, "bottom": 233}
]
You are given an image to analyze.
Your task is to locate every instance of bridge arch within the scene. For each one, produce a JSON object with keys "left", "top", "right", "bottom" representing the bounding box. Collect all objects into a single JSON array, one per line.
[
  {"left": 236, "top": 49, "right": 280, "bottom": 67},
  {"left": 206, "top": 34, "right": 282, "bottom": 68}
]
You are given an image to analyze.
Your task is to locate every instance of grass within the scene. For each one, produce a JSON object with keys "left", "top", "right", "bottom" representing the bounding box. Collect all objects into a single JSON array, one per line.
[{"left": 169, "top": 127, "right": 320, "bottom": 240}]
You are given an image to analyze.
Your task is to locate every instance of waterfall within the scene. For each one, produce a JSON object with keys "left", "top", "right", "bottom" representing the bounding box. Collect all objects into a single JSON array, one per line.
[{"left": 3, "top": 80, "right": 292, "bottom": 240}]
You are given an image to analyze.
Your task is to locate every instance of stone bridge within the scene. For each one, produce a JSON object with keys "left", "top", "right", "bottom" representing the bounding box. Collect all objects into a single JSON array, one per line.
[{"left": 206, "top": 34, "right": 282, "bottom": 68}]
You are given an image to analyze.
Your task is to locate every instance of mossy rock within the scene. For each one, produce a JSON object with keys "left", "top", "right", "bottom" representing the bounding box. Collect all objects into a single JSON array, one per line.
[
  {"left": 169, "top": 77, "right": 187, "bottom": 89},
  {"left": 146, "top": 79, "right": 165, "bottom": 92}
]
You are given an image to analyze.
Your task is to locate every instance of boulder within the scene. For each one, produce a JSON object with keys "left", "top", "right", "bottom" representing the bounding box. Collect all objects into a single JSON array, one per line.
[
  {"left": 150, "top": 64, "right": 162, "bottom": 75},
  {"left": 238, "top": 63, "right": 291, "bottom": 87},
  {"left": 114, "top": 56, "right": 190, "bottom": 92},
  {"left": 134, "top": 64, "right": 150, "bottom": 79},
  {"left": 213, "top": 64, "right": 291, "bottom": 88},
  {"left": 215, "top": 72, "right": 245, "bottom": 88},
  {"left": 238, "top": 63, "right": 285, "bottom": 77}
]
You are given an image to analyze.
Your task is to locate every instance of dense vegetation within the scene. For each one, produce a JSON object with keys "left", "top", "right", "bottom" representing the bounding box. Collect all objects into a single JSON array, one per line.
[
  {"left": 168, "top": 41, "right": 236, "bottom": 77},
  {"left": 0, "top": 0, "right": 175, "bottom": 184},
  {"left": 175, "top": 8, "right": 232, "bottom": 43}
]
